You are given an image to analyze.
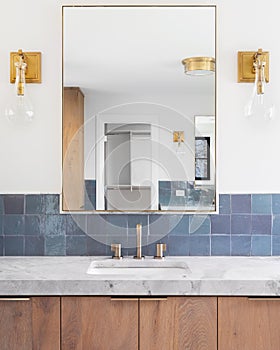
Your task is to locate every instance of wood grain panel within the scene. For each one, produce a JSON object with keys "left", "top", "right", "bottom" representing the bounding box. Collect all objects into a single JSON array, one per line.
[
  {"left": 140, "top": 297, "right": 217, "bottom": 350},
  {"left": 63, "top": 87, "right": 85, "bottom": 210},
  {"left": 218, "top": 297, "right": 280, "bottom": 350},
  {"left": 61, "top": 296, "right": 138, "bottom": 350}
]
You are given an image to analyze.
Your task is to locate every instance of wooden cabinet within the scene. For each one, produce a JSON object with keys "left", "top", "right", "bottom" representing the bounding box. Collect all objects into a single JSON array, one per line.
[
  {"left": 61, "top": 297, "right": 138, "bottom": 350},
  {"left": 63, "top": 87, "right": 85, "bottom": 210},
  {"left": 0, "top": 297, "right": 60, "bottom": 350},
  {"left": 61, "top": 296, "right": 217, "bottom": 350},
  {"left": 218, "top": 297, "right": 280, "bottom": 350}
]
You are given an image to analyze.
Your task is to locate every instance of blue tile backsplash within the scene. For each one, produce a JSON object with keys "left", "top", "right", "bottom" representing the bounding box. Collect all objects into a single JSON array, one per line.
[{"left": 0, "top": 193, "right": 279, "bottom": 256}]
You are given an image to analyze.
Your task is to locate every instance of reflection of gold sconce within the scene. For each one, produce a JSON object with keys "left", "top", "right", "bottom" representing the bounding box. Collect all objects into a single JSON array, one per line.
[
  {"left": 173, "top": 131, "right": 185, "bottom": 154},
  {"left": 182, "top": 57, "right": 215, "bottom": 76},
  {"left": 5, "top": 49, "right": 41, "bottom": 125},
  {"left": 238, "top": 48, "right": 274, "bottom": 119}
]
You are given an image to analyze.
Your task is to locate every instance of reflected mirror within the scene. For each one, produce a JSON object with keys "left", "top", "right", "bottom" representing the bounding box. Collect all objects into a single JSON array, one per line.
[{"left": 62, "top": 5, "right": 216, "bottom": 212}]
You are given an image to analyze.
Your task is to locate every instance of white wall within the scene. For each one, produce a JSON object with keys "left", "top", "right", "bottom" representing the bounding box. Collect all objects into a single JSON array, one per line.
[{"left": 1, "top": 0, "right": 280, "bottom": 194}]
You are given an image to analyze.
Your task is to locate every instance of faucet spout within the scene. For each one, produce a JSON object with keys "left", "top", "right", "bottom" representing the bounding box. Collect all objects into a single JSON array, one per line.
[{"left": 134, "top": 223, "right": 143, "bottom": 259}]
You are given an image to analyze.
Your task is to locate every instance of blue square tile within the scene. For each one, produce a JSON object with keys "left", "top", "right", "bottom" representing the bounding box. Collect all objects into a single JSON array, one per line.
[
  {"left": 272, "top": 215, "right": 280, "bottom": 234},
  {"left": 251, "top": 236, "right": 271, "bottom": 256},
  {"left": 219, "top": 194, "right": 230, "bottom": 214},
  {"left": 272, "top": 236, "right": 280, "bottom": 255},
  {"left": 45, "top": 235, "right": 66, "bottom": 256},
  {"left": 189, "top": 236, "right": 210, "bottom": 256},
  {"left": 211, "top": 235, "right": 230, "bottom": 256},
  {"left": 252, "top": 194, "right": 271, "bottom": 214},
  {"left": 4, "top": 195, "right": 24, "bottom": 214},
  {"left": 231, "top": 215, "right": 251, "bottom": 235},
  {"left": 103, "top": 214, "right": 128, "bottom": 236},
  {"left": 272, "top": 194, "right": 280, "bottom": 214},
  {"left": 128, "top": 215, "right": 148, "bottom": 236},
  {"left": 3, "top": 215, "right": 25, "bottom": 235},
  {"left": 87, "top": 215, "right": 108, "bottom": 236},
  {"left": 231, "top": 236, "right": 251, "bottom": 256},
  {"left": 0, "top": 237, "right": 3, "bottom": 255},
  {"left": 169, "top": 215, "right": 189, "bottom": 235},
  {"left": 4, "top": 236, "right": 24, "bottom": 256},
  {"left": 231, "top": 194, "right": 251, "bottom": 214},
  {"left": 0, "top": 196, "right": 4, "bottom": 214},
  {"left": 168, "top": 236, "right": 189, "bottom": 256},
  {"left": 25, "top": 195, "right": 45, "bottom": 214},
  {"left": 141, "top": 235, "right": 168, "bottom": 257},
  {"left": 159, "top": 181, "right": 171, "bottom": 190},
  {"left": 25, "top": 215, "right": 44, "bottom": 235},
  {"left": 149, "top": 214, "right": 172, "bottom": 236},
  {"left": 189, "top": 215, "right": 210, "bottom": 235},
  {"left": 0, "top": 216, "right": 3, "bottom": 235},
  {"left": 45, "top": 194, "right": 60, "bottom": 214},
  {"left": 66, "top": 215, "right": 87, "bottom": 235},
  {"left": 25, "top": 236, "right": 45, "bottom": 256},
  {"left": 45, "top": 215, "right": 66, "bottom": 235},
  {"left": 251, "top": 215, "right": 271, "bottom": 235},
  {"left": 87, "top": 236, "right": 108, "bottom": 255},
  {"left": 66, "top": 236, "right": 87, "bottom": 256},
  {"left": 210, "top": 215, "right": 230, "bottom": 234}
]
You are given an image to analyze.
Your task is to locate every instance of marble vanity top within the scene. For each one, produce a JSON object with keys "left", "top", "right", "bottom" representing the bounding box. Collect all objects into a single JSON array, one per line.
[{"left": 1, "top": 256, "right": 280, "bottom": 296}]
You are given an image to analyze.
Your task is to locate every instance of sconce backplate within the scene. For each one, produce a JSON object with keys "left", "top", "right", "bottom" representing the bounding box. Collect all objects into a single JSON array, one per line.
[
  {"left": 10, "top": 51, "right": 41, "bottom": 83},
  {"left": 238, "top": 51, "right": 269, "bottom": 83},
  {"left": 173, "top": 131, "right": 185, "bottom": 143}
]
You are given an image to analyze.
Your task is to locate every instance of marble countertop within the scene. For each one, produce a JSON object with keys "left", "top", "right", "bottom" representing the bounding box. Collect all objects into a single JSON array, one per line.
[{"left": 1, "top": 256, "right": 280, "bottom": 296}]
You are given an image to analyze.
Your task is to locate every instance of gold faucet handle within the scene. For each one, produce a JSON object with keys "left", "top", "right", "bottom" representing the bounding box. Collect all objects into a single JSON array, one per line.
[
  {"left": 154, "top": 243, "right": 167, "bottom": 259},
  {"left": 111, "top": 243, "right": 122, "bottom": 259}
]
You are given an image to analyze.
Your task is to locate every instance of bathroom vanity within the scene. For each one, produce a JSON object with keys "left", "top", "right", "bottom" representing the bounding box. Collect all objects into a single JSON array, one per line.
[{"left": 1, "top": 256, "right": 280, "bottom": 349}]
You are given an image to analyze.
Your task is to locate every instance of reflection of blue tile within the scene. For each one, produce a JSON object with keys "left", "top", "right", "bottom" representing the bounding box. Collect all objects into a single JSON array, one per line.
[
  {"left": 168, "top": 236, "right": 189, "bottom": 256},
  {"left": 219, "top": 194, "right": 230, "bottom": 214},
  {"left": 26, "top": 195, "right": 45, "bottom": 214},
  {"left": 87, "top": 236, "right": 108, "bottom": 255},
  {"left": 231, "top": 194, "right": 251, "bottom": 214},
  {"left": 189, "top": 215, "right": 210, "bottom": 235},
  {"left": 169, "top": 215, "right": 189, "bottom": 235},
  {"left": 0, "top": 237, "right": 3, "bottom": 255},
  {"left": 25, "top": 215, "right": 44, "bottom": 235},
  {"left": 210, "top": 215, "right": 230, "bottom": 234},
  {"left": 25, "top": 236, "right": 45, "bottom": 256},
  {"left": 272, "top": 236, "right": 280, "bottom": 255},
  {"left": 231, "top": 236, "right": 251, "bottom": 256},
  {"left": 3, "top": 215, "right": 25, "bottom": 235},
  {"left": 272, "top": 194, "right": 280, "bottom": 214},
  {"left": 231, "top": 215, "right": 251, "bottom": 235},
  {"left": 272, "top": 215, "right": 280, "bottom": 235},
  {"left": 189, "top": 236, "right": 210, "bottom": 256},
  {"left": 66, "top": 236, "right": 87, "bottom": 256},
  {"left": 251, "top": 215, "right": 271, "bottom": 235},
  {"left": 251, "top": 236, "right": 271, "bottom": 256},
  {"left": 211, "top": 235, "right": 230, "bottom": 256},
  {"left": 252, "top": 194, "right": 271, "bottom": 214},
  {"left": 45, "top": 215, "right": 66, "bottom": 235},
  {"left": 159, "top": 181, "right": 171, "bottom": 190},
  {"left": 4, "top": 195, "right": 24, "bottom": 214},
  {"left": 45, "top": 235, "right": 66, "bottom": 256},
  {"left": 45, "top": 195, "right": 60, "bottom": 214},
  {"left": 4, "top": 236, "right": 24, "bottom": 256},
  {"left": 66, "top": 215, "right": 87, "bottom": 235}
]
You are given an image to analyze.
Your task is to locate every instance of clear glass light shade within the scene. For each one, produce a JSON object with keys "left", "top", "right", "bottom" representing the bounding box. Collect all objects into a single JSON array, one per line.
[
  {"left": 244, "top": 61, "right": 275, "bottom": 120},
  {"left": 5, "top": 61, "right": 35, "bottom": 126}
]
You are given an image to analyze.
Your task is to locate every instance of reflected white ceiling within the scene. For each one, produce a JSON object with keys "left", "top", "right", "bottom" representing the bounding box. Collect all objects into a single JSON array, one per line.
[{"left": 64, "top": 6, "right": 215, "bottom": 97}]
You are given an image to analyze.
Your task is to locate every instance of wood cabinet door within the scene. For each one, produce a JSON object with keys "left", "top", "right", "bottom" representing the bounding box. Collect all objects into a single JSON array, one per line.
[
  {"left": 218, "top": 297, "right": 280, "bottom": 350},
  {"left": 0, "top": 297, "right": 60, "bottom": 350},
  {"left": 61, "top": 297, "right": 138, "bottom": 350},
  {"left": 140, "top": 297, "right": 217, "bottom": 350}
]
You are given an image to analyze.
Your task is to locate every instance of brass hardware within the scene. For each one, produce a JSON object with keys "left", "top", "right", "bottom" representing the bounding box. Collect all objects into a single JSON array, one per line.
[
  {"left": 111, "top": 243, "right": 122, "bottom": 259},
  {"left": 154, "top": 243, "right": 167, "bottom": 259},
  {"left": 140, "top": 298, "right": 167, "bottom": 301},
  {"left": 238, "top": 48, "right": 269, "bottom": 83},
  {"left": 134, "top": 224, "right": 144, "bottom": 259},
  {"left": 0, "top": 298, "right": 30, "bottom": 301},
  {"left": 110, "top": 298, "right": 138, "bottom": 301},
  {"left": 10, "top": 49, "right": 42, "bottom": 83},
  {"left": 182, "top": 57, "right": 215, "bottom": 75},
  {"left": 173, "top": 131, "right": 185, "bottom": 143}
]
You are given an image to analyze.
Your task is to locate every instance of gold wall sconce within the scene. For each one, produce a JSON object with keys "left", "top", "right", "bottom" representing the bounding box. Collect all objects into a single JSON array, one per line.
[
  {"left": 173, "top": 131, "right": 185, "bottom": 154},
  {"left": 6, "top": 49, "right": 42, "bottom": 124},
  {"left": 238, "top": 48, "right": 274, "bottom": 119},
  {"left": 182, "top": 57, "right": 215, "bottom": 76}
]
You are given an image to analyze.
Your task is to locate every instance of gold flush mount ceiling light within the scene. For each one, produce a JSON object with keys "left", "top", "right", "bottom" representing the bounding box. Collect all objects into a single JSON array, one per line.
[{"left": 182, "top": 57, "right": 215, "bottom": 76}]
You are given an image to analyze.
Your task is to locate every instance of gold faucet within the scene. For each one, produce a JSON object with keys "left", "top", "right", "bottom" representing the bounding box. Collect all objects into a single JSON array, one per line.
[{"left": 134, "top": 224, "right": 144, "bottom": 259}]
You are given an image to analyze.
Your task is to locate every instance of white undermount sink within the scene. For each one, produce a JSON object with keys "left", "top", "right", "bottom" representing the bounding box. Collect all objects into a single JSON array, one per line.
[{"left": 87, "top": 258, "right": 190, "bottom": 279}]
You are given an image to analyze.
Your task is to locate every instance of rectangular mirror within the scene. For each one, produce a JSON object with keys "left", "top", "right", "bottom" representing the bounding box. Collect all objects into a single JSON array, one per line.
[{"left": 62, "top": 5, "right": 216, "bottom": 212}]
